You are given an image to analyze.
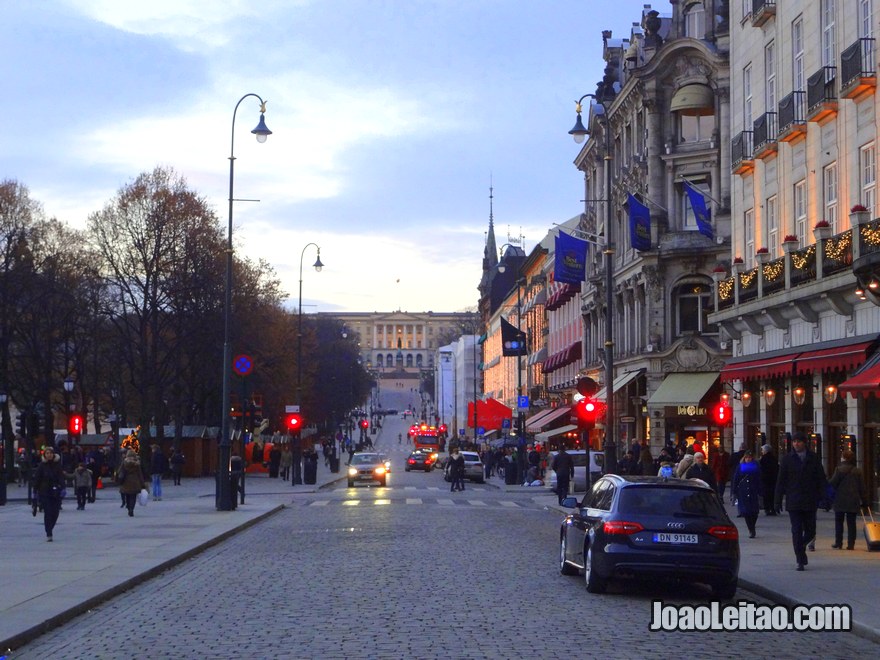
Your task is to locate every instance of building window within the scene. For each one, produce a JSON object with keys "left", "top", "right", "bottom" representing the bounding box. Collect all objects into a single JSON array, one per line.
[
  {"left": 765, "top": 41, "right": 776, "bottom": 111},
  {"left": 681, "top": 179, "right": 711, "bottom": 231},
  {"left": 742, "top": 0, "right": 751, "bottom": 20},
  {"left": 821, "top": 0, "right": 836, "bottom": 68},
  {"left": 862, "top": 143, "right": 876, "bottom": 214},
  {"left": 792, "top": 16, "right": 805, "bottom": 91},
  {"left": 823, "top": 162, "right": 838, "bottom": 234},
  {"left": 766, "top": 196, "right": 779, "bottom": 255},
  {"left": 679, "top": 115, "right": 714, "bottom": 143},
  {"left": 743, "top": 64, "right": 753, "bottom": 129},
  {"left": 795, "top": 179, "right": 807, "bottom": 245},
  {"left": 744, "top": 209, "right": 755, "bottom": 268},
  {"left": 406, "top": 354, "right": 413, "bottom": 367},
  {"left": 675, "top": 282, "right": 718, "bottom": 336},
  {"left": 377, "top": 354, "right": 384, "bottom": 367},
  {"left": 416, "top": 354, "right": 423, "bottom": 366},
  {"left": 684, "top": 2, "right": 705, "bottom": 38},
  {"left": 387, "top": 353, "right": 393, "bottom": 365},
  {"left": 860, "top": 0, "right": 873, "bottom": 38}
]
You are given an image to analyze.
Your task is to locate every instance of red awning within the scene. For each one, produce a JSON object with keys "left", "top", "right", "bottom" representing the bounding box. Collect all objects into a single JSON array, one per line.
[
  {"left": 839, "top": 351, "right": 880, "bottom": 397},
  {"left": 720, "top": 353, "right": 800, "bottom": 382},
  {"left": 527, "top": 406, "right": 571, "bottom": 431},
  {"left": 466, "top": 398, "right": 512, "bottom": 430},
  {"left": 795, "top": 341, "right": 873, "bottom": 375}
]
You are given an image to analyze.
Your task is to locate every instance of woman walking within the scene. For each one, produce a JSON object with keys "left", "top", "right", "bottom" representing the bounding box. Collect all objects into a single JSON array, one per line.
[
  {"left": 829, "top": 450, "right": 868, "bottom": 550},
  {"left": 732, "top": 450, "right": 762, "bottom": 538},
  {"left": 117, "top": 450, "right": 146, "bottom": 517},
  {"left": 33, "top": 446, "right": 65, "bottom": 541}
]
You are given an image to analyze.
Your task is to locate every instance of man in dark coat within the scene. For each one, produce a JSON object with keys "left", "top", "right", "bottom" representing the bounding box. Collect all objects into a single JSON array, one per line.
[
  {"left": 685, "top": 452, "right": 716, "bottom": 491},
  {"left": 551, "top": 448, "right": 574, "bottom": 505},
  {"left": 759, "top": 444, "right": 779, "bottom": 515},
  {"left": 774, "top": 432, "right": 827, "bottom": 570}
]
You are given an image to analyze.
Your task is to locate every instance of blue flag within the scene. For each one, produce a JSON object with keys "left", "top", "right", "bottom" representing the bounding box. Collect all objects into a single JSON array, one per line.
[
  {"left": 554, "top": 231, "right": 587, "bottom": 284},
  {"left": 627, "top": 194, "right": 652, "bottom": 251},
  {"left": 685, "top": 182, "right": 714, "bottom": 240}
]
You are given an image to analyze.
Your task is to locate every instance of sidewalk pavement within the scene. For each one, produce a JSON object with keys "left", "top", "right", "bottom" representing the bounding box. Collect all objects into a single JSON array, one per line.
[
  {"left": 492, "top": 474, "right": 880, "bottom": 643},
  {"left": 3, "top": 464, "right": 879, "bottom": 651},
  {"left": 0, "top": 467, "right": 345, "bottom": 653}
]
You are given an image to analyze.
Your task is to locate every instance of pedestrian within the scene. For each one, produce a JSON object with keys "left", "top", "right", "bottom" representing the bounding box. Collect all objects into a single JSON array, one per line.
[
  {"left": 551, "top": 447, "right": 574, "bottom": 505},
  {"left": 729, "top": 442, "right": 748, "bottom": 504},
  {"left": 170, "top": 448, "right": 185, "bottom": 485},
  {"left": 828, "top": 450, "right": 868, "bottom": 550},
  {"left": 759, "top": 444, "right": 779, "bottom": 515},
  {"left": 448, "top": 449, "right": 465, "bottom": 492},
  {"left": 685, "top": 451, "right": 716, "bottom": 490},
  {"left": 638, "top": 446, "right": 655, "bottom": 477},
  {"left": 774, "top": 432, "right": 827, "bottom": 571},
  {"left": 616, "top": 450, "right": 640, "bottom": 475},
  {"left": 117, "top": 450, "right": 146, "bottom": 517},
  {"left": 70, "top": 462, "right": 93, "bottom": 511},
  {"left": 675, "top": 445, "right": 696, "bottom": 478},
  {"left": 268, "top": 442, "right": 282, "bottom": 478},
  {"left": 731, "top": 450, "right": 762, "bottom": 538},
  {"left": 710, "top": 440, "right": 731, "bottom": 500},
  {"left": 149, "top": 444, "right": 168, "bottom": 501},
  {"left": 32, "top": 446, "right": 65, "bottom": 541},
  {"left": 85, "top": 447, "right": 104, "bottom": 502},
  {"left": 279, "top": 445, "right": 292, "bottom": 481}
]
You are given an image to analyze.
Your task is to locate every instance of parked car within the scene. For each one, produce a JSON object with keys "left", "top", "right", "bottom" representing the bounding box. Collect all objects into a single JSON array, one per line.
[
  {"left": 347, "top": 453, "right": 389, "bottom": 487},
  {"left": 558, "top": 475, "right": 739, "bottom": 597},
  {"left": 548, "top": 450, "right": 604, "bottom": 492},
  {"left": 444, "top": 451, "right": 485, "bottom": 484},
  {"left": 405, "top": 449, "right": 438, "bottom": 472}
]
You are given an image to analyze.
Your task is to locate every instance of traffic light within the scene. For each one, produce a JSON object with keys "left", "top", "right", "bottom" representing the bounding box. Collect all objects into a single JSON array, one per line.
[
  {"left": 712, "top": 402, "right": 733, "bottom": 426},
  {"left": 68, "top": 412, "right": 84, "bottom": 439},
  {"left": 285, "top": 413, "right": 303, "bottom": 432},
  {"left": 15, "top": 410, "right": 27, "bottom": 437},
  {"left": 574, "top": 397, "right": 604, "bottom": 425},
  {"left": 359, "top": 419, "right": 369, "bottom": 430}
]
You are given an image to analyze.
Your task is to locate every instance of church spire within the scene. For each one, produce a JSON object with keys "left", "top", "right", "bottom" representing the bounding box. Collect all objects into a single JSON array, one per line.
[{"left": 483, "top": 180, "right": 498, "bottom": 270}]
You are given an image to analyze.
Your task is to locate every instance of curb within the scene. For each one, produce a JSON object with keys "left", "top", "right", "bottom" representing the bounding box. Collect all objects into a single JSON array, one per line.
[{"left": 0, "top": 504, "right": 285, "bottom": 653}]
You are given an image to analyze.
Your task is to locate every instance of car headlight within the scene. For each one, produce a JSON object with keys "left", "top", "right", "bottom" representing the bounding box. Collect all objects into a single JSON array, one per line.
[
  {"left": 375, "top": 466, "right": 386, "bottom": 475},
  {"left": 348, "top": 467, "right": 357, "bottom": 476}
]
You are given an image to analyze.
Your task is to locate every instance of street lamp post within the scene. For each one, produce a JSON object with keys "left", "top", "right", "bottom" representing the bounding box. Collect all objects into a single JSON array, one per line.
[
  {"left": 63, "top": 377, "right": 75, "bottom": 446},
  {"left": 109, "top": 387, "right": 119, "bottom": 471},
  {"left": 293, "top": 242, "right": 323, "bottom": 486},
  {"left": 0, "top": 390, "right": 8, "bottom": 505},
  {"left": 218, "top": 94, "right": 272, "bottom": 511},
  {"left": 569, "top": 92, "right": 617, "bottom": 474}
]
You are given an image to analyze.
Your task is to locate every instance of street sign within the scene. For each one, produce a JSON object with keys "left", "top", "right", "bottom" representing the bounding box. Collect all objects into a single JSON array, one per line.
[
  {"left": 477, "top": 426, "right": 485, "bottom": 436},
  {"left": 285, "top": 404, "right": 300, "bottom": 413},
  {"left": 501, "top": 418, "right": 511, "bottom": 429},
  {"left": 517, "top": 395, "right": 529, "bottom": 410},
  {"left": 232, "top": 354, "right": 253, "bottom": 376}
]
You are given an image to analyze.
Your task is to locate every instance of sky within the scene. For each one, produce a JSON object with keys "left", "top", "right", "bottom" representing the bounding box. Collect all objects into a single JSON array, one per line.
[{"left": 0, "top": 0, "right": 649, "bottom": 314}]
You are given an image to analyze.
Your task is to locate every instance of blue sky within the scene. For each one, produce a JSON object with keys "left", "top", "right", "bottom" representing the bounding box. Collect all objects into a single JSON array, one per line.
[{"left": 0, "top": 0, "right": 648, "bottom": 313}]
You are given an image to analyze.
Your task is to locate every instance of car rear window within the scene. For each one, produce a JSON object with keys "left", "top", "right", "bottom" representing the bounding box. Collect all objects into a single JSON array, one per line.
[{"left": 618, "top": 486, "right": 725, "bottom": 517}]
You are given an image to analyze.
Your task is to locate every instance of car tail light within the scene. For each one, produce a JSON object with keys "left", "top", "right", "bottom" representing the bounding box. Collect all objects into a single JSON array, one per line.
[
  {"left": 407, "top": 459, "right": 415, "bottom": 464},
  {"left": 708, "top": 525, "right": 739, "bottom": 541},
  {"left": 603, "top": 521, "right": 644, "bottom": 535}
]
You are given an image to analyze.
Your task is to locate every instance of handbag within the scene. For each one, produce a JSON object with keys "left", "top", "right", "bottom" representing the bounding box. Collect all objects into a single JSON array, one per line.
[{"left": 137, "top": 488, "right": 149, "bottom": 507}]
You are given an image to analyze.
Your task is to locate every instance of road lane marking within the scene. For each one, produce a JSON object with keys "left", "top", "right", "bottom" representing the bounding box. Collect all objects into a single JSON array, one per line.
[
  {"left": 500, "top": 501, "right": 519, "bottom": 507},
  {"left": 374, "top": 499, "right": 391, "bottom": 505},
  {"left": 406, "top": 498, "right": 423, "bottom": 505},
  {"left": 468, "top": 500, "right": 487, "bottom": 506},
  {"left": 437, "top": 499, "right": 455, "bottom": 505},
  {"left": 309, "top": 500, "right": 330, "bottom": 506},
  {"left": 342, "top": 500, "right": 360, "bottom": 506}
]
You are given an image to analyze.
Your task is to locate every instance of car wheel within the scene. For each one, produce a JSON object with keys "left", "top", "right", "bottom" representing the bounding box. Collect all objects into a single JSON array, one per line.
[
  {"left": 347, "top": 480, "right": 354, "bottom": 488},
  {"left": 584, "top": 544, "right": 607, "bottom": 593},
  {"left": 712, "top": 578, "right": 738, "bottom": 600},
  {"left": 559, "top": 534, "right": 578, "bottom": 576}
]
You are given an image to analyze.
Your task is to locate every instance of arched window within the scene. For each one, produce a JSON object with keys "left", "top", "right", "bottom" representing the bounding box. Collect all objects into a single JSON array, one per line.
[
  {"left": 406, "top": 354, "right": 414, "bottom": 367},
  {"left": 683, "top": 1, "right": 705, "bottom": 39},
  {"left": 416, "top": 354, "right": 424, "bottom": 366},
  {"left": 377, "top": 354, "right": 384, "bottom": 367},
  {"left": 674, "top": 279, "right": 718, "bottom": 337}
]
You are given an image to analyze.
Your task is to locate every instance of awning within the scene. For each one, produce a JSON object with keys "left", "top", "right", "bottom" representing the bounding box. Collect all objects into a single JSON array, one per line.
[
  {"left": 670, "top": 84, "right": 714, "bottom": 116},
  {"left": 528, "top": 346, "right": 548, "bottom": 366},
  {"left": 595, "top": 369, "right": 644, "bottom": 402},
  {"left": 536, "top": 424, "right": 578, "bottom": 442},
  {"left": 840, "top": 351, "right": 880, "bottom": 397},
  {"left": 646, "top": 372, "right": 719, "bottom": 407},
  {"left": 524, "top": 407, "right": 556, "bottom": 432},
  {"left": 527, "top": 406, "right": 571, "bottom": 432},
  {"left": 720, "top": 352, "right": 800, "bottom": 382},
  {"left": 481, "top": 430, "right": 498, "bottom": 440},
  {"left": 796, "top": 341, "right": 874, "bottom": 375}
]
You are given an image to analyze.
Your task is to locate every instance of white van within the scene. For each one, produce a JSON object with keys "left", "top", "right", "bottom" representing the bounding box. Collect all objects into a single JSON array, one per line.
[{"left": 548, "top": 450, "right": 604, "bottom": 492}]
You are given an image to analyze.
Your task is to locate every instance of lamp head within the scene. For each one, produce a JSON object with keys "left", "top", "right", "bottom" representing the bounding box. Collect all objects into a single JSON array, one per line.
[
  {"left": 313, "top": 251, "right": 324, "bottom": 272},
  {"left": 569, "top": 112, "right": 589, "bottom": 144},
  {"left": 251, "top": 112, "right": 272, "bottom": 143}
]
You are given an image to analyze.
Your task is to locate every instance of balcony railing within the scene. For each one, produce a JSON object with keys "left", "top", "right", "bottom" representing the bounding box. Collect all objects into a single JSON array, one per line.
[
  {"left": 732, "top": 131, "right": 754, "bottom": 175},
  {"left": 777, "top": 91, "right": 806, "bottom": 142},
  {"left": 841, "top": 37, "right": 876, "bottom": 101},
  {"left": 822, "top": 231, "right": 853, "bottom": 276},
  {"left": 753, "top": 112, "right": 778, "bottom": 158},
  {"left": 762, "top": 256, "right": 785, "bottom": 294},
  {"left": 807, "top": 66, "right": 838, "bottom": 122},
  {"left": 751, "top": 0, "right": 776, "bottom": 27},
  {"left": 860, "top": 218, "right": 880, "bottom": 257},
  {"left": 739, "top": 266, "right": 759, "bottom": 303}
]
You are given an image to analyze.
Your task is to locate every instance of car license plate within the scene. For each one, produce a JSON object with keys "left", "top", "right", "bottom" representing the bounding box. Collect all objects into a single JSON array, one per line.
[{"left": 653, "top": 532, "right": 698, "bottom": 544}]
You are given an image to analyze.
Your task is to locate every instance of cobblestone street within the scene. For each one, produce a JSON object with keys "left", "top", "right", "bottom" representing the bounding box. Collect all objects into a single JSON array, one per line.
[{"left": 12, "top": 485, "right": 880, "bottom": 659}]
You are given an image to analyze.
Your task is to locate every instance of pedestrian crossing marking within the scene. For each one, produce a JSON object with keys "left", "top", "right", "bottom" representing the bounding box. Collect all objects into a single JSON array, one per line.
[
  {"left": 406, "top": 498, "right": 422, "bottom": 505},
  {"left": 500, "top": 501, "right": 518, "bottom": 507},
  {"left": 309, "top": 500, "right": 330, "bottom": 506},
  {"left": 342, "top": 500, "right": 360, "bottom": 506},
  {"left": 374, "top": 499, "right": 391, "bottom": 506},
  {"left": 304, "top": 498, "right": 525, "bottom": 509},
  {"left": 437, "top": 499, "right": 455, "bottom": 505},
  {"left": 468, "top": 500, "right": 487, "bottom": 506}
]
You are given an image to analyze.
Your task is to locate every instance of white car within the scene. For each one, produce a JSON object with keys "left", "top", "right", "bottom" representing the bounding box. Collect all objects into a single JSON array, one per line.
[
  {"left": 444, "top": 451, "right": 485, "bottom": 484},
  {"left": 548, "top": 450, "right": 604, "bottom": 493}
]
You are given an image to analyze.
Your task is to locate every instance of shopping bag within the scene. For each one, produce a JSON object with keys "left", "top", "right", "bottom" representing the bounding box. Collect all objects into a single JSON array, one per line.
[{"left": 137, "top": 488, "right": 149, "bottom": 507}]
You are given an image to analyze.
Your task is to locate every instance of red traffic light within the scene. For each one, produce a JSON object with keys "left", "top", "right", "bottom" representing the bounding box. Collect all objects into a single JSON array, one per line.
[
  {"left": 68, "top": 413, "right": 84, "bottom": 435},
  {"left": 359, "top": 419, "right": 369, "bottom": 429},
  {"left": 712, "top": 403, "right": 733, "bottom": 426},
  {"left": 574, "top": 397, "right": 604, "bottom": 424},
  {"left": 285, "top": 413, "right": 303, "bottom": 431},
  {"left": 438, "top": 423, "right": 447, "bottom": 434}
]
